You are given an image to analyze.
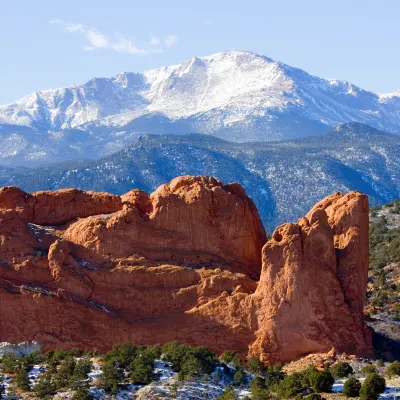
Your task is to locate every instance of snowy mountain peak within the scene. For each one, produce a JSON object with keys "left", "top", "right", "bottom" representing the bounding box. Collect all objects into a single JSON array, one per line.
[{"left": 0, "top": 50, "right": 400, "bottom": 141}]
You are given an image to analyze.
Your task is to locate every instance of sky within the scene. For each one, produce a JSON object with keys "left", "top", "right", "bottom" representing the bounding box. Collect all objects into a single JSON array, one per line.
[{"left": 1, "top": 0, "right": 399, "bottom": 104}]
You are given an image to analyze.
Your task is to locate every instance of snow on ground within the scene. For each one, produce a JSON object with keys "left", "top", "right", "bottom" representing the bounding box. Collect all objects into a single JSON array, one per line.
[{"left": 332, "top": 377, "right": 400, "bottom": 399}]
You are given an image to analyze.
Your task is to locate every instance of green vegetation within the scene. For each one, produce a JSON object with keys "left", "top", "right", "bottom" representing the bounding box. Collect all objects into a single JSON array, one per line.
[
  {"left": 216, "top": 386, "right": 238, "bottom": 400},
  {"left": 343, "top": 377, "right": 361, "bottom": 397},
  {"left": 0, "top": 341, "right": 392, "bottom": 400},
  {"left": 330, "top": 361, "right": 353, "bottom": 378},
  {"left": 162, "top": 342, "right": 217, "bottom": 380},
  {"left": 98, "top": 362, "right": 123, "bottom": 394},
  {"left": 15, "top": 365, "right": 30, "bottom": 392},
  {"left": 71, "top": 386, "right": 92, "bottom": 400},
  {"left": 71, "top": 357, "right": 93, "bottom": 383},
  {"left": 33, "top": 372, "right": 56, "bottom": 399},
  {"left": 361, "top": 364, "right": 377, "bottom": 376},
  {"left": 368, "top": 214, "right": 400, "bottom": 312},
  {"left": 233, "top": 368, "right": 246, "bottom": 386},
  {"left": 246, "top": 356, "right": 265, "bottom": 375},
  {"left": 386, "top": 360, "right": 400, "bottom": 378},
  {"left": 219, "top": 350, "right": 242, "bottom": 368},
  {"left": 305, "top": 394, "right": 322, "bottom": 400},
  {"left": 309, "top": 370, "right": 334, "bottom": 393},
  {"left": 54, "top": 356, "right": 76, "bottom": 388},
  {"left": 359, "top": 373, "right": 386, "bottom": 400},
  {"left": 275, "top": 372, "right": 304, "bottom": 398}
]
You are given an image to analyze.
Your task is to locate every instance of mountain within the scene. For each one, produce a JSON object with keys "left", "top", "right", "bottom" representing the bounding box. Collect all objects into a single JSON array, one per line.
[
  {"left": 0, "top": 51, "right": 400, "bottom": 166},
  {"left": 1, "top": 122, "right": 399, "bottom": 230}
]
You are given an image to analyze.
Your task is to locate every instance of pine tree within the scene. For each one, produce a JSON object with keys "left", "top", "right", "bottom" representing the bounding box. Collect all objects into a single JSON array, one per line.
[{"left": 15, "top": 366, "right": 31, "bottom": 392}]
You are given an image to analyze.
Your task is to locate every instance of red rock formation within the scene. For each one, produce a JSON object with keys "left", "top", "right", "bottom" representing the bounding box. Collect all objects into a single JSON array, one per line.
[{"left": 0, "top": 177, "right": 372, "bottom": 362}]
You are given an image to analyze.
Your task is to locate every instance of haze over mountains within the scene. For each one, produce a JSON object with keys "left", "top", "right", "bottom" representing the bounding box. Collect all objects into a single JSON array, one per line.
[{"left": 0, "top": 51, "right": 400, "bottom": 167}]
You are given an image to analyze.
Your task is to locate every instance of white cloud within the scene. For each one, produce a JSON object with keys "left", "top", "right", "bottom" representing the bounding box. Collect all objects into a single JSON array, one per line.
[
  {"left": 50, "top": 19, "right": 84, "bottom": 33},
  {"left": 50, "top": 20, "right": 176, "bottom": 55},
  {"left": 150, "top": 35, "right": 161, "bottom": 46},
  {"left": 203, "top": 20, "right": 213, "bottom": 24},
  {"left": 86, "top": 29, "right": 108, "bottom": 48},
  {"left": 164, "top": 34, "right": 177, "bottom": 48}
]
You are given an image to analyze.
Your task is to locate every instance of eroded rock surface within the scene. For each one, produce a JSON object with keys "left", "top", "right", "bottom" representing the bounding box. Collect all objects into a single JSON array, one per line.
[{"left": 0, "top": 176, "right": 372, "bottom": 362}]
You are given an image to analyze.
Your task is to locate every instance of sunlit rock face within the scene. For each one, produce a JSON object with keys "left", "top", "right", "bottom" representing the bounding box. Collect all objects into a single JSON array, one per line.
[{"left": 0, "top": 176, "right": 371, "bottom": 362}]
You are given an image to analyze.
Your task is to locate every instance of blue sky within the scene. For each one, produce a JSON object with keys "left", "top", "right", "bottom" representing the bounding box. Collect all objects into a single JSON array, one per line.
[{"left": 1, "top": 0, "right": 399, "bottom": 104}]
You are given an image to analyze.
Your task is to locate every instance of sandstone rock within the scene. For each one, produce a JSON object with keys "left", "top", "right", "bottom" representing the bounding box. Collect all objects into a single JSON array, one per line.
[
  {"left": 64, "top": 176, "right": 266, "bottom": 275},
  {"left": 0, "top": 178, "right": 372, "bottom": 362},
  {"left": 250, "top": 195, "right": 371, "bottom": 362},
  {"left": 0, "top": 186, "right": 122, "bottom": 225}
]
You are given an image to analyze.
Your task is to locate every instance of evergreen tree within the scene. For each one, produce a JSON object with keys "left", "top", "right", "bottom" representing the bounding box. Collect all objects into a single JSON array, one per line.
[
  {"left": 246, "top": 356, "right": 265, "bottom": 375},
  {"left": 34, "top": 372, "right": 56, "bottom": 399},
  {"left": 54, "top": 356, "right": 76, "bottom": 388},
  {"left": 343, "top": 377, "right": 361, "bottom": 398},
  {"left": 98, "top": 362, "right": 123, "bottom": 394},
  {"left": 15, "top": 366, "right": 31, "bottom": 392},
  {"left": 72, "top": 386, "right": 92, "bottom": 400},
  {"left": 359, "top": 373, "right": 386, "bottom": 400}
]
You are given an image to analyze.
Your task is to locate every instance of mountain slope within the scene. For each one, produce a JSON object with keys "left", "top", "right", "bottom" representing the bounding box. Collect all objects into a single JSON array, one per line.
[
  {"left": 1, "top": 123, "right": 399, "bottom": 229},
  {"left": 0, "top": 51, "right": 399, "bottom": 166}
]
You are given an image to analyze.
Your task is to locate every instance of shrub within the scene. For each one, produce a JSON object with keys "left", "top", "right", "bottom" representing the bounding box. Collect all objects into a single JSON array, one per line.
[
  {"left": 180, "top": 357, "right": 207, "bottom": 380},
  {"left": 343, "top": 377, "right": 361, "bottom": 397},
  {"left": 247, "top": 356, "right": 265, "bottom": 375},
  {"left": 265, "top": 370, "right": 286, "bottom": 388},
  {"left": 72, "top": 386, "right": 92, "bottom": 400},
  {"left": 305, "top": 395, "right": 322, "bottom": 400},
  {"left": 15, "top": 366, "right": 31, "bottom": 392},
  {"left": 300, "top": 365, "right": 317, "bottom": 387},
  {"left": 250, "top": 376, "right": 266, "bottom": 390},
  {"left": 1, "top": 354, "right": 18, "bottom": 373},
  {"left": 276, "top": 372, "right": 305, "bottom": 399},
  {"left": 71, "top": 358, "right": 93, "bottom": 383},
  {"left": 233, "top": 369, "right": 246, "bottom": 386},
  {"left": 162, "top": 342, "right": 192, "bottom": 371},
  {"left": 54, "top": 356, "right": 76, "bottom": 388},
  {"left": 216, "top": 386, "right": 238, "bottom": 400},
  {"left": 98, "top": 362, "right": 123, "bottom": 394},
  {"left": 143, "top": 344, "right": 162, "bottom": 361},
  {"left": 330, "top": 361, "right": 353, "bottom": 378},
  {"left": 130, "top": 358, "right": 154, "bottom": 385},
  {"left": 23, "top": 351, "right": 45, "bottom": 368},
  {"left": 361, "top": 364, "right": 377, "bottom": 376},
  {"left": 220, "top": 350, "right": 237, "bottom": 364},
  {"left": 162, "top": 343, "right": 216, "bottom": 379},
  {"left": 309, "top": 370, "right": 334, "bottom": 393},
  {"left": 34, "top": 372, "right": 56, "bottom": 399},
  {"left": 251, "top": 386, "right": 272, "bottom": 400},
  {"left": 219, "top": 350, "right": 242, "bottom": 368},
  {"left": 386, "top": 360, "right": 400, "bottom": 378},
  {"left": 46, "top": 349, "right": 70, "bottom": 367},
  {"left": 359, "top": 373, "right": 386, "bottom": 400},
  {"left": 103, "top": 342, "right": 136, "bottom": 369}
]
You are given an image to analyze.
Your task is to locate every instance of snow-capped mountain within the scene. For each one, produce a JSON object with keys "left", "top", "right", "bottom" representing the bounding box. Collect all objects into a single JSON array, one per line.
[{"left": 1, "top": 51, "right": 400, "bottom": 145}]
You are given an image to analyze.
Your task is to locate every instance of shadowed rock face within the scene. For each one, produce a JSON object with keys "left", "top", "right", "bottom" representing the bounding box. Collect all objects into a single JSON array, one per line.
[{"left": 0, "top": 176, "right": 372, "bottom": 362}]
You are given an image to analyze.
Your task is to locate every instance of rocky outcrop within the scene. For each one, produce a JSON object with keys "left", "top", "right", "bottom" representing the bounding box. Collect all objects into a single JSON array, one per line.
[
  {"left": 0, "top": 341, "right": 41, "bottom": 356},
  {"left": 0, "top": 186, "right": 122, "bottom": 225},
  {"left": 0, "top": 177, "right": 372, "bottom": 362}
]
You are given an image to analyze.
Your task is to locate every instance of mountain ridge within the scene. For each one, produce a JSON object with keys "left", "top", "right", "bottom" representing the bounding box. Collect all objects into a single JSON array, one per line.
[
  {"left": 1, "top": 122, "right": 399, "bottom": 229},
  {"left": 0, "top": 51, "right": 399, "bottom": 159}
]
